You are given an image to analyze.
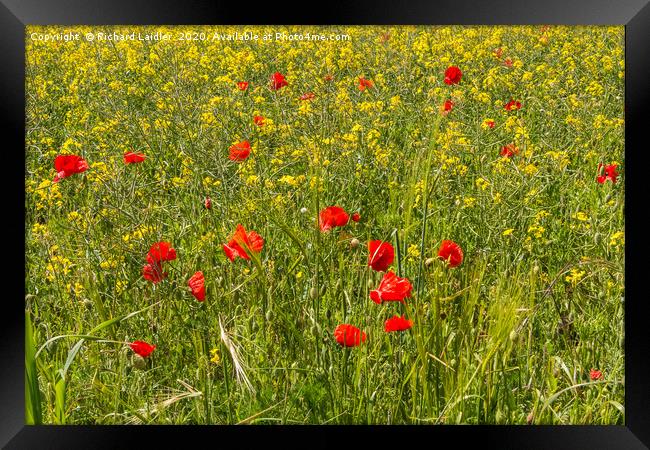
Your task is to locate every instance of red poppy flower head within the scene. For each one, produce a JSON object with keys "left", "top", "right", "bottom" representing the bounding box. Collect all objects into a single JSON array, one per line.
[
  {"left": 485, "top": 120, "right": 496, "bottom": 129},
  {"left": 442, "top": 99, "right": 454, "bottom": 114},
  {"left": 370, "top": 271, "right": 413, "bottom": 304},
  {"left": 229, "top": 141, "right": 251, "bottom": 161},
  {"left": 351, "top": 212, "right": 361, "bottom": 223},
  {"left": 384, "top": 315, "right": 414, "bottom": 332},
  {"left": 319, "top": 206, "right": 349, "bottom": 232},
  {"left": 146, "top": 241, "right": 177, "bottom": 265},
  {"left": 124, "top": 151, "right": 146, "bottom": 164},
  {"left": 504, "top": 57, "right": 513, "bottom": 68},
  {"left": 223, "top": 224, "right": 264, "bottom": 262},
  {"left": 237, "top": 81, "right": 249, "bottom": 91},
  {"left": 596, "top": 163, "right": 619, "bottom": 184},
  {"left": 367, "top": 240, "right": 395, "bottom": 272},
  {"left": 253, "top": 115, "right": 265, "bottom": 126},
  {"left": 334, "top": 324, "right": 366, "bottom": 347},
  {"left": 130, "top": 340, "right": 156, "bottom": 358},
  {"left": 270, "top": 72, "right": 288, "bottom": 90},
  {"left": 142, "top": 262, "right": 166, "bottom": 283},
  {"left": 504, "top": 99, "right": 522, "bottom": 111},
  {"left": 444, "top": 66, "right": 462, "bottom": 85},
  {"left": 493, "top": 47, "right": 503, "bottom": 59},
  {"left": 300, "top": 92, "right": 315, "bottom": 101},
  {"left": 438, "top": 240, "right": 463, "bottom": 268},
  {"left": 188, "top": 271, "right": 206, "bottom": 302},
  {"left": 500, "top": 144, "right": 519, "bottom": 158},
  {"left": 53, "top": 154, "right": 89, "bottom": 182},
  {"left": 324, "top": 74, "right": 334, "bottom": 82},
  {"left": 590, "top": 368, "right": 603, "bottom": 380},
  {"left": 358, "top": 77, "right": 374, "bottom": 91},
  {"left": 204, "top": 197, "right": 212, "bottom": 209}
]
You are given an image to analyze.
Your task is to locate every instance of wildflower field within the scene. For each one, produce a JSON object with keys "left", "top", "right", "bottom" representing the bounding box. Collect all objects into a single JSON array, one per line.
[{"left": 25, "top": 25, "right": 625, "bottom": 425}]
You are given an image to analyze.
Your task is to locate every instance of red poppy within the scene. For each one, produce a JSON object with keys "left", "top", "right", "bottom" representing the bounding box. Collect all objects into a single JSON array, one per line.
[
  {"left": 270, "top": 72, "right": 288, "bottom": 90},
  {"left": 204, "top": 197, "right": 212, "bottom": 209},
  {"left": 493, "top": 47, "right": 503, "bottom": 59},
  {"left": 384, "top": 315, "right": 414, "bottom": 332},
  {"left": 124, "top": 151, "right": 146, "bottom": 164},
  {"left": 334, "top": 324, "right": 366, "bottom": 347},
  {"left": 438, "top": 240, "right": 463, "bottom": 268},
  {"left": 504, "top": 99, "right": 522, "bottom": 110},
  {"left": 300, "top": 92, "right": 315, "bottom": 101},
  {"left": 484, "top": 120, "right": 495, "bottom": 129},
  {"left": 142, "top": 262, "right": 166, "bottom": 283},
  {"left": 370, "top": 271, "right": 413, "bottom": 304},
  {"left": 442, "top": 99, "right": 454, "bottom": 113},
  {"left": 237, "top": 81, "right": 249, "bottom": 91},
  {"left": 444, "top": 66, "right": 462, "bottom": 85},
  {"left": 504, "top": 57, "right": 513, "bottom": 68},
  {"left": 596, "top": 163, "right": 619, "bottom": 184},
  {"left": 319, "top": 206, "right": 349, "bottom": 232},
  {"left": 53, "top": 154, "right": 89, "bottom": 182},
  {"left": 188, "top": 271, "right": 206, "bottom": 302},
  {"left": 589, "top": 368, "right": 603, "bottom": 381},
  {"left": 351, "top": 212, "right": 361, "bottom": 222},
  {"left": 358, "top": 77, "right": 374, "bottom": 91},
  {"left": 146, "top": 241, "right": 177, "bottom": 265},
  {"left": 324, "top": 74, "right": 334, "bottom": 82},
  {"left": 223, "top": 224, "right": 264, "bottom": 262},
  {"left": 368, "top": 240, "right": 395, "bottom": 272},
  {"left": 130, "top": 340, "right": 156, "bottom": 358},
  {"left": 229, "top": 141, "right": 251, "bottom": 161},
  {"left": 500, "top": 144, "right": 519, "bottom": 158},
  {"left": 253, "top": 115, "right": 265, "bottom": 126}
]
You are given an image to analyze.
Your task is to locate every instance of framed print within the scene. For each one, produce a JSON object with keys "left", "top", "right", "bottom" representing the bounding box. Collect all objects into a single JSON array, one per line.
[{"left": 3, "top": 0, "right": 650, "bottom": 448}]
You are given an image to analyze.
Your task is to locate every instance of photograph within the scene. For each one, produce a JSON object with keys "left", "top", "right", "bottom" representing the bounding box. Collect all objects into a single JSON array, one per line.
[{"left": 23, "top": 24, "right": 627, "bottom": 426}]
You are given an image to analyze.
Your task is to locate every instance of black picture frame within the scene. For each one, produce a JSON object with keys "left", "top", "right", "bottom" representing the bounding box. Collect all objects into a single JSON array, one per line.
[{"left": 4, "top": 1, "right": 649, "bottom": 448}]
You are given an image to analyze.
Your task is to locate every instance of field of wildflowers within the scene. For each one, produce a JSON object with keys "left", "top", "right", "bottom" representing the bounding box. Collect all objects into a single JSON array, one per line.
[{"left": 25, "top": 25, "right": 625, "bottom": 425}]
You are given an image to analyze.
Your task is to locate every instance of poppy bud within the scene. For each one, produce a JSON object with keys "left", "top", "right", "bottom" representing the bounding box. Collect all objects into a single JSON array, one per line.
[
  {"left": 300, "top": 207, "right": 308, "bottom": 214},
  {"left": 509, "top": 329, "right": 518, "bottom": 342},
  {"left": 350, "top": 238, "right": 360, "bottom": 249},
  {"left": 526, "top": 412, "right": 534, "bottom": 424},
  {"left": 204, "top": 197, "right": 212, "bottom": 209},
  {"left": 309, "top": 287, "right": 318, "bottom": 299},
  {"left": 132, "top": 354, "right": 146, "bottom": 370},
  {"left": 82, "top": 298, "right": 93, "bottom": 308},
  {"left": 593, "top": 232, "right": 602, "bottom": 245},
  {"left": 320, "top": 284, "right": 327, "bottom": 296},
  {"left": 425, "top": 257, "right": 436, "bottom": 267},
  {"left": 265, "top": 309, "right": 273, "bottom": 321}
]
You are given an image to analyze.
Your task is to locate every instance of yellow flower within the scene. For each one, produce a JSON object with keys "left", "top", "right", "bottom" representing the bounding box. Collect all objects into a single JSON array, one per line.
[
  {"left": 565, "top": 268, "right": 586, "bottom": 285},
  {"left": 407, "top": 244, "right": 420, "bottom": 260},
  {"left": 209, "top": 348, "right": 221, "bottom": 365},
  {"left": 502, "top": 228, "right": 514, "bottom": 236},
  {"left": 609, "top": 231, "right": 624, "bottom": 247},
  {"left": 475, "top": 177, "right": 490, "bottom": 190}
]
